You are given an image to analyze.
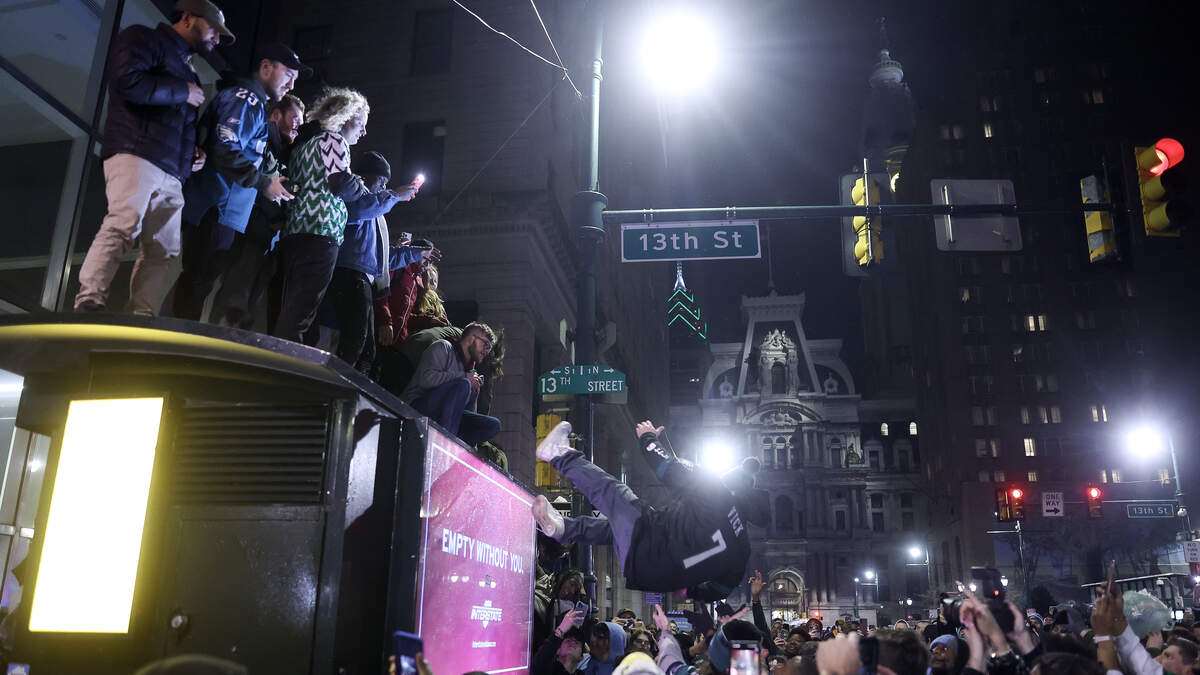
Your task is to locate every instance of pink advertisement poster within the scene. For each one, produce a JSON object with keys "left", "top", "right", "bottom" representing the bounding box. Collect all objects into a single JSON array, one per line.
[{"left": 416, "top": 426, "right": 536, "bottom": 675}]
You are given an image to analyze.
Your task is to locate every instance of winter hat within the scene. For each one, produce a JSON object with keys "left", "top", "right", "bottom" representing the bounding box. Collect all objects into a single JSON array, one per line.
[
  {"left": 354, "top": 151, "right": 391, "bottom": 180},
  {"left": 930, "top": 634, "right": 959, "bottom": 657},
  {"left": 1027, "top": 613, "right": 1044, "bottom": 626}
]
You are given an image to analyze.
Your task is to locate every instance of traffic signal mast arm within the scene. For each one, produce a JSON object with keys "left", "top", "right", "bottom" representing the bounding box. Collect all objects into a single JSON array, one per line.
[{"left": 602, "top": 202, "right": 1113, "bottom": 224}]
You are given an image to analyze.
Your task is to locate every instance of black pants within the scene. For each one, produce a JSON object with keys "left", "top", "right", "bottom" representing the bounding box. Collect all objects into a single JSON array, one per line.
[
  {"left": 326, "top": 267, "right": 375, "bottom": 373},
  {"left": 273, "top": 233, "right": 339, "bottom": 344},
  {"left": 211, "top": 229, "right": 278, "bottom": 329},
  {"left": 173, "top": 208, "right": 237, "bottom": 320}
]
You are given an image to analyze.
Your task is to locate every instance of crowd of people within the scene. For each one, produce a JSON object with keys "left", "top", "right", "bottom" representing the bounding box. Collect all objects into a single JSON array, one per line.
[
  {"left": 73, "top": 0, "right": 503, "bottom": 447},
  {"left": 528, "top": 565, "right": 1200, "bottom": 675}
]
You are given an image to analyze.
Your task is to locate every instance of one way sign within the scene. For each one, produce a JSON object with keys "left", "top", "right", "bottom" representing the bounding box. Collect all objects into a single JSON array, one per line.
[{"left": 1042, "top": 491, "right": 1064, "bottom": 517}]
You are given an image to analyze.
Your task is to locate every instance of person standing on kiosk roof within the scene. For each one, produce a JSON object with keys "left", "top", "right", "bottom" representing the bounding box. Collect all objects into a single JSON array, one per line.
[{"left": 532, "top": 419, "right": 769, "bottom": 601}]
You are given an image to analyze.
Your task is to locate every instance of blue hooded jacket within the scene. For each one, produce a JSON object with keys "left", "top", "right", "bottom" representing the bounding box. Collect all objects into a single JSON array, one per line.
[
  {"left": 580, "top": 621, "right": 627, "bottom": 675},
  {"left": 182, "top": 76, "right": 272, "bottom": 231}
]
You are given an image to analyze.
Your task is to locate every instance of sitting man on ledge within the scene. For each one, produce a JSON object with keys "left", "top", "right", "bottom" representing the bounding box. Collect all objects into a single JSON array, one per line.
[{"left": 400, "top": 321, "right": 501, "bottom": 446}]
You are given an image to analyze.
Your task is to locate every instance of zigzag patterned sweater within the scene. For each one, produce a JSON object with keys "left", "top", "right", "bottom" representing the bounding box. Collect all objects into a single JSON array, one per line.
[{"left": 284, "top": 130, "right": 351, "bottom": 244}]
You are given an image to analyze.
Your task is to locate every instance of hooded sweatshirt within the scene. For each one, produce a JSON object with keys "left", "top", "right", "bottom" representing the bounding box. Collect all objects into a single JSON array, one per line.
[{"left": 581, "top": 622, "right": 628, "bottom": 675}]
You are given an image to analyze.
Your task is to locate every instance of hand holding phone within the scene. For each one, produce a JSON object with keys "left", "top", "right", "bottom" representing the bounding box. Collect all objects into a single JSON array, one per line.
[
  {"left": 729, "top": 640, "right": 760, "bottom": 675},
  {"left": 393, "top": 631, "right": 424, "bottom": 675},
  {"left": 413, "top": 173, "right": 426, "bottom": 188}
]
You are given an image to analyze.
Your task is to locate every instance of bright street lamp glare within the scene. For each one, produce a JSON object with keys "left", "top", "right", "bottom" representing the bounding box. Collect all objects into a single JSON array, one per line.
[
  {"left": 1126, "top": 425, "right": 1165, "bottom": 459},
  {"left": 864, "top": 570, "right": 876, "bottom": 580},
  {"left": 641, "top": 13, "right": 718, "bottom": 93},
  {"left": 908, "top": 546, "right": 922, "bottom": 559},
  {"left": 700, "top": 439, "right": 736, "bottom": 473}
]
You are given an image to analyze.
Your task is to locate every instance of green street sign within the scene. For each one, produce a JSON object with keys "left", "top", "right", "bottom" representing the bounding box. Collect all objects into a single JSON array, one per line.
[
  {"left": 620, "top": 220, "right": 761, "bottom": 262},
  {"left": 1126, "top": 502, "right": 1177, "bottom": 518},
  {"left": 538, "top": 365, "right": 626, "bottom": 397}
]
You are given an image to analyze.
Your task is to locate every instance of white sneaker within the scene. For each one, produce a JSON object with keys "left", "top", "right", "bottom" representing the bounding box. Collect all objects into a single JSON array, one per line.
[
  {"left": 535, "top": 420, "right": 574, "bottom": 462},
  {"left": 533, "top": 494, "right": 565, "bottom": 538}
]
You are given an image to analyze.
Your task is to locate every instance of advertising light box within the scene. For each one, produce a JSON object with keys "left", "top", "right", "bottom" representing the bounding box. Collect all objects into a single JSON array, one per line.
[{"left": 415, "top": 426, "right": 536, "bottom": 675}]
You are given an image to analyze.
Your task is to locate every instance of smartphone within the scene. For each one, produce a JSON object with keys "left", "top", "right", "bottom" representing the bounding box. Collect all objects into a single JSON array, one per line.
[
  {"left": 414, "top": 173, "right": 426, "bottom": 187},
  {"left": 573, "top": 600, "right": 590, "bottom": 623},
  {"left": 398, "top": 231, "right": 413, "bottom": 242},
  {"left": 393, "top": 630, "right": 423, "bottom": 675},
  {"left": 729, "top": 640, "right": 759, "bottom": 675},
  {"left": 858, "top": 636, "right": 879, "bottom": 675}
]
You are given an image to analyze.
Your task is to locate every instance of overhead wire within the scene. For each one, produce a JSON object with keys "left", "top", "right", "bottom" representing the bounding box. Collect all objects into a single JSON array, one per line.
[
  {"left": 528, "top": 0, "right": 583, "bottom": 99},
  {"left": 449, "top": 0, "right": 583, "bottom": 99},
  {"left": 431, "top": 80, "right": 562, "bottom": 225}
]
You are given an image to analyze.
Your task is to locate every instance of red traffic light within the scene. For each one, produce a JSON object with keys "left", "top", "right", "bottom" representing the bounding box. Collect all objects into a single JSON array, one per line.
[
  {"left": 1145, "top": 138, "right": 1185, "bottom": 176},
  {"left": 1087, "top": 487, "right": 1102, "bottom": 500},
  {"left": 1010, "top": 488, "right": 1024, "bottom": 500}
]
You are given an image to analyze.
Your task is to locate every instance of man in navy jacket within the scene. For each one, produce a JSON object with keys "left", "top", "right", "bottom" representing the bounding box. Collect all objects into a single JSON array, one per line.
[
  {"left": 74, "top": 0, "right": 233, "bottom": 315},
  {"left": 171, "top": 42, "right": 307, "bottom": 320}
]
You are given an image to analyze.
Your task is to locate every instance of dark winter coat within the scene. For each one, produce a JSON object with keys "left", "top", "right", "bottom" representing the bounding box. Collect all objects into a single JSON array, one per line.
[{"left": 101, "top": 23, "right": 202, "bottom": 180}]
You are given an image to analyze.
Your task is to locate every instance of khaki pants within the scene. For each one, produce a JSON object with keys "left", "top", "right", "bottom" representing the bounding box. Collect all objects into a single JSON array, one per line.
[{"left": 75, "top": 153, "right": 184, "bottom": 315}]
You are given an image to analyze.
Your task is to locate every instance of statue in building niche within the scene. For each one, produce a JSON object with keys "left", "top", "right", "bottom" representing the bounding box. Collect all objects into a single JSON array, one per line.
[{"left": 758, "top": 329, "right": 798, "bottom": 395}]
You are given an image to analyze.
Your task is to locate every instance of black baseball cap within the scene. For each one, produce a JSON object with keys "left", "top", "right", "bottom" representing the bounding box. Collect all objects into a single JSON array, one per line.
[
  {"left": 174, "top": 0, "right": 235, "bottom": 44},
  {"left": 257, "top": 42, "right": 312, "bottom": 77}
]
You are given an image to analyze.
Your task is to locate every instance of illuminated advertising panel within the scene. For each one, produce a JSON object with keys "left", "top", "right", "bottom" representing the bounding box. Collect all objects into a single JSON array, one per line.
[{"left": 415, "top": 426, "right": 535, "bottom": 675}]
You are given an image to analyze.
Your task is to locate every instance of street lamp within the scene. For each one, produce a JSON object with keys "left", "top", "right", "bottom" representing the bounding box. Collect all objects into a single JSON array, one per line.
[
  {"left": 1125, "top": 424, "right": 1191, "bottom": 536},
  {"left": 639, "top": 12, "right": 719, "bottom": 93},
  {"left": 906, "top": 544, "right": 934, "bottom": 592}
]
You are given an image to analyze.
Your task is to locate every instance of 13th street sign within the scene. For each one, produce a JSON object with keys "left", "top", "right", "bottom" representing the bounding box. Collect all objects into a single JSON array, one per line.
[
  {"left": 620, "top": 220, "right": 761, "bottom": 262},
  {"left": 538, "top": 365, "right": 626, "bottom": 396},
  {"left": 1126, "top": 502, "right": 1177, "bottom": 518}
]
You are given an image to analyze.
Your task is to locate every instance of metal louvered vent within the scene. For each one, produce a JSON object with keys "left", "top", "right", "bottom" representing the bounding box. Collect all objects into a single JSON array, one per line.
[{"left": 173, "top": 404, "right": 329, "bottom": 504}]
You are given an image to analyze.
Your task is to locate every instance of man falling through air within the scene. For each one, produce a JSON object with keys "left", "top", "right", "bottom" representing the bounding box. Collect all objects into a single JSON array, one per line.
[{"left": 533, "top": 420, "right": 769, "bottom": 601}]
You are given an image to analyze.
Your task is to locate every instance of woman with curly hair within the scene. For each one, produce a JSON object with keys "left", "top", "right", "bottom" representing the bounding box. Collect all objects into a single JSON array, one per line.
[{"left": 273, "top": 87, "right": 372, "bottom": 342}]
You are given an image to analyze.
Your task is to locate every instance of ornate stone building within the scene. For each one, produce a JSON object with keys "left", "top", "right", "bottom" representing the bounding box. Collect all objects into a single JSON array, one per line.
[{"left": 668, "top": 292, "right": 925, "bottom": 624}]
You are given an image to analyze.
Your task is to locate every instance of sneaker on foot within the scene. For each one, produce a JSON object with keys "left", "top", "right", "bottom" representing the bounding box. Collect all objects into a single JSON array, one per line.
[
  {"left": 532, "top": 494, "right": 565, "bottom": 538},
  {"left": 74, "top": 300, "right": 106, "bottom": 313},
  {"left": 535, "top": 420, "right": 573, "bottom": 462}
]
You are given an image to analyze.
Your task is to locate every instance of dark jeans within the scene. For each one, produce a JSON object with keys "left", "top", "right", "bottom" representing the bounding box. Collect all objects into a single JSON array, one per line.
[
  {"left": 274, "top": 233, "right": 339, "bottom": 343},
  {"left": 211, "top": 226, "right": 278, "bottom": 330},
  {"left": 172, "top": 208, "right": 237, "bottom": 320},
  {"left": 550, "top": 450, "right": 646, "bottom": 572},
  {"left": 411, "top": 377, "right": 501, "bottom": 446},
  {"left": 326, "top": 267, "right": 375, "bottom": 373}
]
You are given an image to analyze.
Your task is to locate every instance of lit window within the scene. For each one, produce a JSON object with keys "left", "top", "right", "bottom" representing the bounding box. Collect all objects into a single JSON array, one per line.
[
  {"left": 1020, "top": 407, "right": 1031, "bottom": 424},
  {"left": 987, "top": 407, "right": 998, "bottom": 425},
  {"left": 1090, "top": 404, "right": 1109, "bottom": 422},
  {"left": 983, "top": 123, "right": 994, "bottom": 139},
  {"left": 909, "top": 422, "right": 918, "bottom": 436},
  {"left": 1101, "top": 470, "right": 1108, "bottom": 483},
  {"left": 960, "top": 287, "right": 971, "bottom": 303},
  {"left": 1024, "top": 438, "right": 1037, "bottom": 456},
  {"left": 1028, "top": 471, "right": 1039, "bottom": 482},
  {"left": 1050, "top": 406, "right": 1062, "bottom": 423},
  {"left": 1159, "top": 469, "right": 1171, "bottom": 485},
  {"left": 1038, "top": 314, "right": 1048, "bottom": 331},
  {"left": 952, "top": 125, "right": 965, "bottom": 140},
  {"left": 990, "top": 439, "right": 1001, "bottom": 457},
  {"left": 979, "top": 471, "right": 990, "bottom": 483},
  {"left": 1092, "top": 88, "right": 1104, "bottom": 104},
  {"left": 881, "top": 422, "right": 889, "bottom": 436},
  {"left": 975, "top": 439, "right": 989, "bottom": 458},
  {"left": 1111, "top": 469, "right": 1122, "bottom": 483},
  {"left": 971, "top": 407, "right": 985, "bottom": 426},
  {"left": 940, "top": 125, "right": 951, "bottom": 140},
  {"left": 1037, "top": 406, "right": 1049, "bottom": 424},
  {"left": 1025, "top": 315, "right": 1037, "bottom": 332},
  {"left": 994, "top": 470, "right": 1005, "bottom": 482}
]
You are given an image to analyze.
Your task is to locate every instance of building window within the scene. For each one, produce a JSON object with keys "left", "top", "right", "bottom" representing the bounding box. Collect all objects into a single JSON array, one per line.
[
  {"left": 1110, "top": 469, "right": 1123, "bottom": 483},
  {"left": 1028, "top": 471, "right": 1039, "bottom": 482},
  {"left": 1091, "top": 88, "right": 1105, "bottom": 104},
  {"left": 979, "top": 470, "right": 990, "bottom": 482},
  {"left": 1159, "top": 469, "right": 1171, "bottom": 485},
  {"left": 952, "top": 125, "right": 965, "bottom": 140},
  {"left": 901, "top": 493, "right": 914, "bottom": 508},
  {"left": 871, "top": 512, "right": 885, "bottom": 532},
  {"left": 983, "top": 122, "right": 994, "bottom": 139},
  {"left": 1020, "top": 406, "right": 1031, "bottom": 424},
  {"left": 940, "top": 125, "right": 951, "bottom": 140},
  {"left": 1050, "top": 406, "right": 1062, "bottom": 423},
  {"left": 1037, "top": 406, "right": 1049, "bottom": 424},
  {"left": 1034, "top": 68, "right": 1046, "bottom": 83},
  {"left": 880, "top": 422, "right": 889, "bottom": 436},
  {"left": 909, "top": 422, "right": 918, "bottom": 436},
  {"left": 835, "top": 510, "right": 847, "bottom": 531},
  {"left": 994, "top": 470, "right": 1006, "bottom": 482},
  {"left": 1090, "top": 404, "right": 1108, "bottom": 422},
  {"left": 1024, "top": 438, "right": 1038, "bottom": 456},
  {"left": 1025, "top": 314, "right": 1049, "bottom": 332},
  {"left": 870, "top": 494, "right": 884, "bottom": 509},
  {"left": 980, "top": 96, "right": 992, "bottom": 112},
  {"left": 1047, "top": 374, "right": 1059, "bottom": 392},
  {"left": 901, "top": 512, "right": 915, "bottom": 531}
]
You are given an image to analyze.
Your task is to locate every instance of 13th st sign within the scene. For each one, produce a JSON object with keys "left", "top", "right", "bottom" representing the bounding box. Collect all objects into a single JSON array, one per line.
[{"left": 621, "top": 220, "right": 761, "bottom": 262}]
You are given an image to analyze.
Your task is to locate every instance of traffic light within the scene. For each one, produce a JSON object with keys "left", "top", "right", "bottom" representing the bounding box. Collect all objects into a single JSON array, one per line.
[
  {"left": 995, "top": 488, "right": 1011, "bottom": 521},
  {"left": 1009, "top": 487, "right": 1026, "bottom": 520},
  {"left": 1080, "top": 175, "right": 1117, "bottom": 263},
  {"left": 1135, "top": 138, "right": 1190, "bottom": 236},
  {"left": 852, "top": 176, "right": 884, "bottom": 267},
  {"left": 1087, "top": 486, "right": 1104, "bottom": 518},
  {"left": 535, "top": 413, "right": 563, "bottom": 488}
]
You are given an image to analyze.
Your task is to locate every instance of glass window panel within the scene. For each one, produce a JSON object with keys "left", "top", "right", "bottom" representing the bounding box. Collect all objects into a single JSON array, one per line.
[
  {"left": 0, "top": 0, "right": 107, "bottom": 118},
  {"left": 0, "top": 68, "right": 91, "bottom": 311}
]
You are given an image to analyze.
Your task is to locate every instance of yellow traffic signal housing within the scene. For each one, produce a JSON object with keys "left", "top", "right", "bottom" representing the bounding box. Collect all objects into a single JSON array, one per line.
[
  {"left": 535, "top": 413, "right": 563, "bottom": 488},
  {"left": 851, "top": 176, "right": 884, "bottom": 266},
  {"left": 995, "top": 488, "right": 1013, "bottom": 522},
  {"left": 1080, "top": 175, "right": 1116, "bottom": 263},
  {"left": 1135, "top": 138, "right": 1189, "bottom": 237}
]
